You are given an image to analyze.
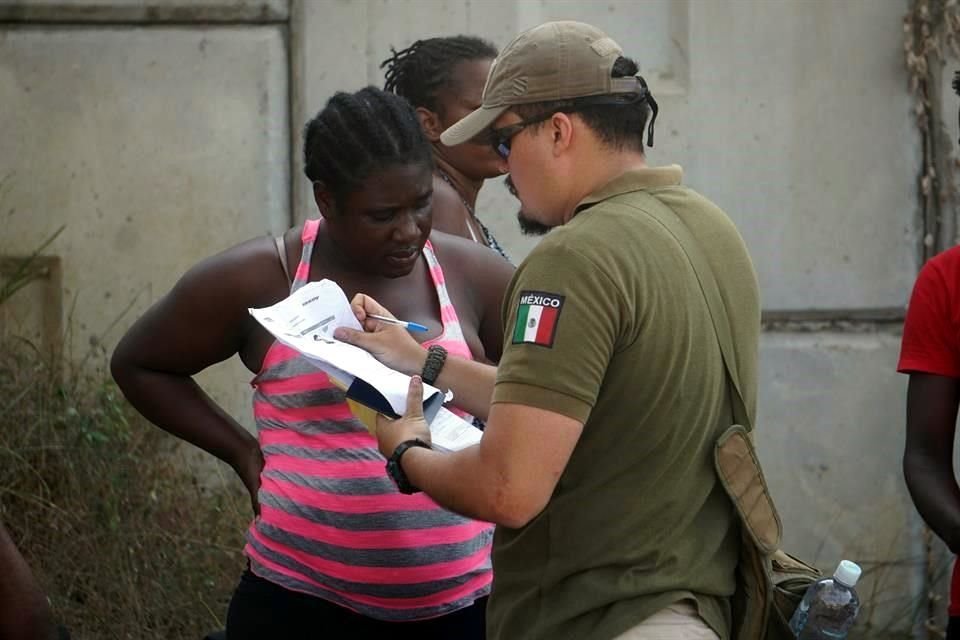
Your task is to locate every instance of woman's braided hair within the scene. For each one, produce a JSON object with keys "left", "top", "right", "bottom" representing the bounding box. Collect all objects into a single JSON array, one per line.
[
  {"left": 381, "top": 35, "right": 497, "bottom": 114},
  {"left": 303, "top": 87, "right": 433, "bottom": 206}
]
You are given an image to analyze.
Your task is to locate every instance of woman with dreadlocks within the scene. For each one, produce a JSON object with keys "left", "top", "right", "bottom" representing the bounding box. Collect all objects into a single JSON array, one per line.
[
  {"left": 111, "top": 87, "right": 513, "bottom": 639},
  {"left": 382, "top": 35, "right": 511, "bottom": 260}
]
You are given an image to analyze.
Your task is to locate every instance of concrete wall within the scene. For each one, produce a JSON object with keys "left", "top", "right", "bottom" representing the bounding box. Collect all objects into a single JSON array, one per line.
[
  {"left": 0, "top": 2, "right": 290, "bottom": 425},
  {"left": 757, "top": 331, "right": 922, "bottom": 632},
  {"left": 0, "top": 0, "right": 936, "bottom": 634}
]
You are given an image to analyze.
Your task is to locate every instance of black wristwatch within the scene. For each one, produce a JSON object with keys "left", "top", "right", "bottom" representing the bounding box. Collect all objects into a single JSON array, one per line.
[
  {"left": 385, "top": 438, "right": 431, "bottom": 494},
  {"left": 421, "top": 344, "right": 448, "bottom": 386}
]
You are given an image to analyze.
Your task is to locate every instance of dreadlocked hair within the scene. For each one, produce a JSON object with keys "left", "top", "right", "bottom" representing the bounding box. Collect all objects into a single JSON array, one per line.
[
  {"left": 381, "top": 35, "right": 497, "bottom": 113},
  {"left": 303, "top": 87, "right": 433, "bottom": 206}
]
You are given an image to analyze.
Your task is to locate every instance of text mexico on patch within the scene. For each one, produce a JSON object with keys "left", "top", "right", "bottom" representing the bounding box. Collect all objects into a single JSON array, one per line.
[{"left": 512, "top": 290, "right": 565, "bottom": 347}]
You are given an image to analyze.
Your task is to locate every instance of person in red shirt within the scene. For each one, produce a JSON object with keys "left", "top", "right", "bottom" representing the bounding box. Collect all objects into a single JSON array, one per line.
[{"left": 900, "top": 243, "right": 960, "bottom": 639}]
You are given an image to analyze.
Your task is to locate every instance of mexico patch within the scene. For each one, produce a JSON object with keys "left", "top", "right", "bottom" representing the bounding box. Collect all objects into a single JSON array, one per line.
[{"left": 512, "top": 291, "right": 565, "bottom": 347}]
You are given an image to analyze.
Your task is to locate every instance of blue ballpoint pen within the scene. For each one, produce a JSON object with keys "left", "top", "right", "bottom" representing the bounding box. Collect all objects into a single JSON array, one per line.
[{"left": 367, "top": 314, "right": 428, "bottom": 333}]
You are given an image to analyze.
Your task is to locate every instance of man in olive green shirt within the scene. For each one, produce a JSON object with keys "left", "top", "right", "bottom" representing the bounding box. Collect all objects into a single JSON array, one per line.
[{"left": 337, "top": 20, "right": 760, "bottom": 640}]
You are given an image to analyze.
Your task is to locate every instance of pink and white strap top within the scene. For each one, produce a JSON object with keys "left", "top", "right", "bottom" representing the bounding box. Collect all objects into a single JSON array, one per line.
[{"left": 244, "top": 219, "right": 492, "bottom": 621}]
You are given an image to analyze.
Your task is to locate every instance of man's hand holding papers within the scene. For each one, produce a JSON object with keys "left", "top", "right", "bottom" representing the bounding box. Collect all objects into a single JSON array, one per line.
[{"left": 248, "top": 280, "right": 480, "bottom": 452}]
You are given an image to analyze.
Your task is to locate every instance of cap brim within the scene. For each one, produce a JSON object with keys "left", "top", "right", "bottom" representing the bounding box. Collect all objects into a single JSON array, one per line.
[{"left": 440, "top": 105, "right": 509, "bottom": 146}]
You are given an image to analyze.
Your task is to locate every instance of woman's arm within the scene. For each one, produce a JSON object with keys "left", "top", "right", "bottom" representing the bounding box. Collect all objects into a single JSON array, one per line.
[
  {"left": 110, "top": 238, "right": 283, "bottom": 514},
  {"left": 904, "top": 373, "right": 960, "bottom": 552}
]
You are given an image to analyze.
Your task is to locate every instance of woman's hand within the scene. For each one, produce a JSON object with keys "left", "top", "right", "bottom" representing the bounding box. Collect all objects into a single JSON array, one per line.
[
  {"left": 334, "top": 294, "right": 427, "bottom": 376},
  {"left": 235, "top": 444, "right": 265, "bottom": 517}
]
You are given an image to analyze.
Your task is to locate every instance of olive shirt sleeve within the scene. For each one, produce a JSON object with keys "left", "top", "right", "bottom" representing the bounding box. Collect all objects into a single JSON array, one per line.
[{"left": 491, "top": 239, "right": 625, "bottom": 424}]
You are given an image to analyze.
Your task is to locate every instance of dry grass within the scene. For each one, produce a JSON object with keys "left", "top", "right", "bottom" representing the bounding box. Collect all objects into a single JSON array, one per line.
[
  {"left": 0, "top": 335, "right": 250, "bottom": 639},
  {"left": 0, "top": 190, "right": 250, "bottom": 638}
]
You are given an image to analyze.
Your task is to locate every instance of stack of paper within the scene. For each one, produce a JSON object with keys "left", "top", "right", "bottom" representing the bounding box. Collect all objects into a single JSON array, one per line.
[{"left": 249, "top": 280, "right": 481, "bottom": 452}]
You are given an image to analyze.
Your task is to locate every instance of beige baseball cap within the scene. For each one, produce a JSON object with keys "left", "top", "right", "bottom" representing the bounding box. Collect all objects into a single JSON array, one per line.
[{"left": 441, "top": 21, "right": 642, "bottom": 146}]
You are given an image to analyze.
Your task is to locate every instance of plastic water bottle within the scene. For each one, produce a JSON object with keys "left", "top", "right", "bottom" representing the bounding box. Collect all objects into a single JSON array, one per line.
[{"left": 788, "top": 560, "right": 861, "bottom": 639}]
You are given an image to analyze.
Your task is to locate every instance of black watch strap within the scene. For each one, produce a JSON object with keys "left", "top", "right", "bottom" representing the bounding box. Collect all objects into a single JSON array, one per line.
[
  {"left": 385, "top": 438, "right": 431, "bottom": 494},
  {"left": 421, "top": 344, "right": 448, "bottom": 386}
]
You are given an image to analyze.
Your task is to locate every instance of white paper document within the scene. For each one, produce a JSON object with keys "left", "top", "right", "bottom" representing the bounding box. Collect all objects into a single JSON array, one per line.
[
  {"left": 431, "top": 407, "right": 482, "bottom": 450},
  {"left": 248, "top": 280, "right": 482, "bottom": 451}
]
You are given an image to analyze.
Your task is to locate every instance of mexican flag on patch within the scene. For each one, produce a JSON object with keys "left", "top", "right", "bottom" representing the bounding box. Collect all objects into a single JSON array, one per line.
[{"left": 512, "top": 291, "right": 565, "bottom": 347}]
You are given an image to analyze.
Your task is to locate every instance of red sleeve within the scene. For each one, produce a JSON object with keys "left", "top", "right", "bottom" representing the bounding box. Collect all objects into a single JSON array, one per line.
[{"left": 898, "top": 257, "right": 960, "bottom": 376}]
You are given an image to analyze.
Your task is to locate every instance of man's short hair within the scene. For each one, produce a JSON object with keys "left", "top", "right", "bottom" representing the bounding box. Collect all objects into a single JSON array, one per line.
[{"left": 510, "top": 56, "right": 655, "bottom": 153}]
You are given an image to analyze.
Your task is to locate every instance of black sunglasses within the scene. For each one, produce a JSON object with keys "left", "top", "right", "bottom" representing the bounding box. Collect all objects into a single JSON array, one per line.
[
  {"left": 488, "top": 113, "right": 554, "bottom": 160},
  {"left": 487, "top": 83, "right": 659, "bottom": 160}
]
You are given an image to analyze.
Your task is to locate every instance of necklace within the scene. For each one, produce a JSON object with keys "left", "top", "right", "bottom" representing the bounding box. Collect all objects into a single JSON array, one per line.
[
  {"left": 434, "top": 168, "right": 511, "bottom": 262},
  {"left": 435, "top": 168, "right": 480, "bottom": 243}
]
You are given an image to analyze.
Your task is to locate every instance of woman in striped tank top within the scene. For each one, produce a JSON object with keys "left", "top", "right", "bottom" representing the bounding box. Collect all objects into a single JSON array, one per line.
[{"left": 111, "top": 88, "right": 514, "bottom": 639}]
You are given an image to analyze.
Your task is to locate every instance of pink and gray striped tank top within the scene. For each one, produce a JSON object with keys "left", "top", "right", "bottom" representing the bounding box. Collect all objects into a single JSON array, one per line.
[{"left": 245, "top": 219, "right": 493, "bottom": 621}]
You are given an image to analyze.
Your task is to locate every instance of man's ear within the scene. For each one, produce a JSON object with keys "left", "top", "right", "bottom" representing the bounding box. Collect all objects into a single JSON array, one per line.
[
  {"left": 313, "top": 181, "right": 337, "bottom": 217},
  {"left": 416, "top": 106, "right": 443, "bottom": 142},
  {"left": 550, "top": 112, "right": 575, "bottom": 156}
]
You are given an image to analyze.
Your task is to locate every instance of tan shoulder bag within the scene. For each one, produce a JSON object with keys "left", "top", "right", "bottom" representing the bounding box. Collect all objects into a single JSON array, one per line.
[{"left": 635, "top": 193, "right": 821, "bottom": 639}]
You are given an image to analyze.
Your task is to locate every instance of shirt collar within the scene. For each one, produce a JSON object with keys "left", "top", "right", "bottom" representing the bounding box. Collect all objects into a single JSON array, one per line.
[{"left": 575, "top": 165, "right": 683, "bottom": 213}]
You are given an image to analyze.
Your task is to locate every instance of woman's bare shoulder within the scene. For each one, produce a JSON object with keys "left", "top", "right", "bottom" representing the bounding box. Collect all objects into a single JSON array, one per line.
[
  {"left": 429, "top": 231, "right": 514, "bottom": 281},
  {"left": 179, "top": 226, "right": 303, "bottom": 310}
]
